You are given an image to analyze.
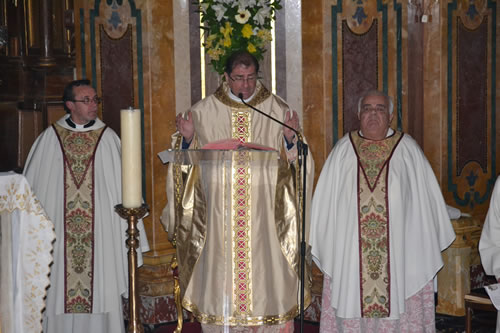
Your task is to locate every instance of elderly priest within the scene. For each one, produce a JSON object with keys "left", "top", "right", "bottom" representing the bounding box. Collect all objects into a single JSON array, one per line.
[{"left": 309, "top": 90, "right": 455, "bottom": 331}]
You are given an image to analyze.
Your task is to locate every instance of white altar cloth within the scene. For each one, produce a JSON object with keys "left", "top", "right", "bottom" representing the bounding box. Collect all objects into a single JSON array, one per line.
[{"left": 0, "top": 172, "right": 55, "bottom": 333}]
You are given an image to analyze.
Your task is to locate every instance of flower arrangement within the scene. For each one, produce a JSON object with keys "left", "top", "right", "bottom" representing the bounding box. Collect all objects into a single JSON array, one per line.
[{"left": 198, "top": 0, "right": 282, "bottom": 75}]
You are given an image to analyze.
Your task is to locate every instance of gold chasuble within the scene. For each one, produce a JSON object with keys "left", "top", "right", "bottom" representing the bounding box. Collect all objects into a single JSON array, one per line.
[
  {"left": 350, "top": 131, "right": 403, "bottom": 318},
  {"left": 166, "top": 81, "right": 312, "bottom": 327},
  {"left": 53, "top": 123, "right": 106, "bottom": 313}
]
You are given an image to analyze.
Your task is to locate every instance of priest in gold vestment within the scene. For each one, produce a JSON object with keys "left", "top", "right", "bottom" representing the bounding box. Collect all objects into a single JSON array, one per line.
[
  {"left": 309, "top": 90, "right": 455, "bottom": 332},
  {"left": 162, "top": 51, "right": 314, "bottom": 332}
]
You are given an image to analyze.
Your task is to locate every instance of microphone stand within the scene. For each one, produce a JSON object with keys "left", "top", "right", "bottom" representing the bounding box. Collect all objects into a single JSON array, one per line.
[{"left": 239, "top": 94, "right": 308, "bottom": 333}]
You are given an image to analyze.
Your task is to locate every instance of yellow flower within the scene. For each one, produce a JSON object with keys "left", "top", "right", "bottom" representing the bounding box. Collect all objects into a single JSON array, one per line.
[
  {"left": 205, "top": 34, "right": 217, "bottom": 48},
  {"left": 241, "top": 24, "right": 253, "bottom": 39},
  {"left": 200, "top": 0, "right": 282, "bottom": 75},
  {"left": 257, "top": 29, "right": 272, "bottom": 42},
  {"left": 207, "top": 46, "right": 224, "bottom": 61},
  {"left": 247, "top": 43, "right": 257, "bottom": 53},
  {"left": 207, "top": 49, "right": 219, "bottom": 60},
  {"left": 220, "top": 22, "right": 233, "bottom": 39}
]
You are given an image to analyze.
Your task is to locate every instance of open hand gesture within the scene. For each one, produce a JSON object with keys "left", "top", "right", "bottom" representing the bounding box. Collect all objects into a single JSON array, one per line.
[
  {"left": 176, "top": 111, "right": 194, "bottom": 143},
  {"left": 284, "top": 110, "right": 299, "bottom": 143}
]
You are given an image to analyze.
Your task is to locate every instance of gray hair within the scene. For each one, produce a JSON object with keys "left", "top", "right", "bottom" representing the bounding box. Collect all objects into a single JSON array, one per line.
[{"left": 357, "top": 90, "right": 394, "bottom": 115}]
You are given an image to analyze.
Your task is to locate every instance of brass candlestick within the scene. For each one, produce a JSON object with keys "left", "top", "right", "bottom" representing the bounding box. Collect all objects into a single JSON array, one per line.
[{"left": 115, "top": 204, "right": 148, "bottom": 333}]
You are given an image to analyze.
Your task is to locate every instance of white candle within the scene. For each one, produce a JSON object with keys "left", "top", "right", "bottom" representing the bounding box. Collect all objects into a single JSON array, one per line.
[{"left": 121, "top": 108, "right": 142, "bottom": 208}]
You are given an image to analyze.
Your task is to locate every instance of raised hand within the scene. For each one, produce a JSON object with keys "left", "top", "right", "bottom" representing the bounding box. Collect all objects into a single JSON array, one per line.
[
  {"left": 283, "top": 110, "right": 299, "bottom": 143},
  {"left": 176, "top": 111, "right": 194, "bottom": 143}
]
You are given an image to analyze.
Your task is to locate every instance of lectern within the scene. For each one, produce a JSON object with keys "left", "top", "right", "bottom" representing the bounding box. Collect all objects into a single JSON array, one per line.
[{"left": 159, "top": 148, "right": 310, "bottom": 331}]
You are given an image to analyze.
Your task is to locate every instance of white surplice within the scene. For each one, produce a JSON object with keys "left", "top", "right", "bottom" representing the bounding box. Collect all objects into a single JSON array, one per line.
[
  {"left": 23, "top": 115, "right": 149, "bottom": 333},
  {"left": 309, "top": 131, "right": 455, "bottom": 319},
  {"left": 479, "top": 176, "right": 500, "bottom": 332}
]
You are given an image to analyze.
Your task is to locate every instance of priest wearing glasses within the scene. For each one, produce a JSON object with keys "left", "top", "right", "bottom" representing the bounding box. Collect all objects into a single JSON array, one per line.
[
  {"left": 162, "top": 51, "right": 314, "bottom": 332},
  {"left": 309, "top": 90, "right": 455, "bottom": 332},
  {"left": 24, "top": 79, "right": 149, "bottom": 333}
]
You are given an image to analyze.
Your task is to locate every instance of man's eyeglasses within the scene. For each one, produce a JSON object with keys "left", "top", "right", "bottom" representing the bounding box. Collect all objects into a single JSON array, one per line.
[
  {"left": 228, "top": 75, "right": 258, "bottom": 83},
  {"left": 73, "top": 96, "right": 102, "bottom": 105},
  {"left": 361, "top": 105, "right": 387, "bottom": 114}
]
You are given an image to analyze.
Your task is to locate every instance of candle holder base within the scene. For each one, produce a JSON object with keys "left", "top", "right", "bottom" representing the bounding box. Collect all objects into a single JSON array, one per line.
[
  {"left": 115, "top": 204, "right": 149, "bottom": 333},
  {"left": 115, "top": 204, "right": 148, "bottom": 220}
]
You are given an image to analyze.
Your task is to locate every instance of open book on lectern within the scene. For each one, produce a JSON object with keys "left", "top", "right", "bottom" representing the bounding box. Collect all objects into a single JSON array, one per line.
[
  {"left": 200, "top": 138, "right": 275, "bottom": 151},
  {"left": 157, "top": 138, "right": 277, "bottom": 165}
]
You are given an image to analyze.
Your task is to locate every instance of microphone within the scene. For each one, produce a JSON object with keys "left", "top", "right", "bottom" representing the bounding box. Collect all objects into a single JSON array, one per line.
[
  {"left": 239, "top": 93, "right": 309, "bottom": 333},
  {"left": 238, "top": 93, "right": 300, "bottom": 139}
]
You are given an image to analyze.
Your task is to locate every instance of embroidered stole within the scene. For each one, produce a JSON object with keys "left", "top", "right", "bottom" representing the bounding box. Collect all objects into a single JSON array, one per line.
[
  {"left": 53, "top": 123, "right": 106, "bottom": 313},
  {"left": 350, "top": 131, "right": 403, "bottom": 318},
  {"left": 231, "top": 109, "right": 253, "bottom": 317}
]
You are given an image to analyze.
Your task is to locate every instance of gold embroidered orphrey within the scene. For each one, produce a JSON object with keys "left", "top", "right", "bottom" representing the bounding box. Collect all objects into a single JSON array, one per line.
[
  {"left": 231, "top": 108, "right": 253, "bottom": 317},
  {"left": 53, "top": 123, "right": 106, "bottom": 313},
  {"left": 350, "top": 130, "right": 403, "bottom": 318}
]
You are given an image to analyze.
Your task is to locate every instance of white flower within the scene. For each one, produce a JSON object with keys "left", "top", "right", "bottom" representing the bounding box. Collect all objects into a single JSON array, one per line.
[
  {"left": 237, "top": 0, "right": 256, "bottom": 11},
  {"left": 218, "top": 0, "right": 236, "bottom": 6},
  {"left": 235, "top": 9, "right": 251, "bottom": 24},
  {"left": 200, "top": 3, "right": 209, "bottom": 14},
  {"left": 254, "top": 6, "right": 271, "bottom": 26},
  {"left": 212, "top": 4, "right": 227, "bottom": 21}
]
